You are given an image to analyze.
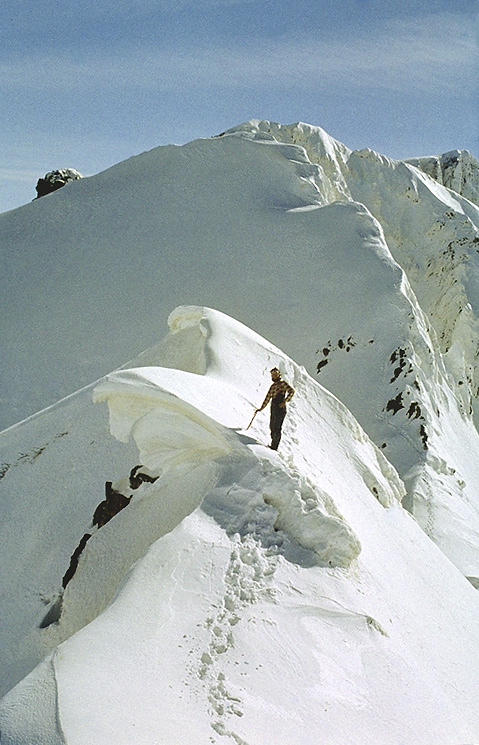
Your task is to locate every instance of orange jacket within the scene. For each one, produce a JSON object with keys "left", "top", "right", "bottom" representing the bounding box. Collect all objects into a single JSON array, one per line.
[{"left": 258, "top": 379, "right": 295, "bottom": 411}]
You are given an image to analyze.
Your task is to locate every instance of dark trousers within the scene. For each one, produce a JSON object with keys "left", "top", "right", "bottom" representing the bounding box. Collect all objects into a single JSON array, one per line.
[{"left": 270, "top": 402, "right": 286, "bottom": 450}]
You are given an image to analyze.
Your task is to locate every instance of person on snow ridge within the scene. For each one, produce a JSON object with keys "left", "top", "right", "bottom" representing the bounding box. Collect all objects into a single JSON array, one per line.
[{"left": 255, "top": 367, "right": 295, "bottom": 450}]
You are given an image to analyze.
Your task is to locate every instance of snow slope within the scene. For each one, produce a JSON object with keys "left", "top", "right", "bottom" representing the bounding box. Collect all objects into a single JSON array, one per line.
[
  {"left": 1, "top": 306, "right": 479, "bottom": 744},
  {"left": 2, "top": 120, "right": 478, "bottom": 435},
  {"left": 1, "top": 129, "right": 330, "bottom": 428},
  {"left": 3, "top": 120, "right": 479, "bottom": 580},
  {"left": 2, "top": 119, "right": 479, "bottom": 742}
]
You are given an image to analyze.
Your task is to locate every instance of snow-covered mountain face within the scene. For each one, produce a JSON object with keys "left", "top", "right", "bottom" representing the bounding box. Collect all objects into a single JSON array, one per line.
[
  {"left": 3, "top": 120, "right": 478, "bottom": 434},
  {"left": 2, "top": 121, "right": 479, "bottom": 742},
  {"left": 2, "top": 120, "right": 479, "bottom": 572},
  {"left": 1, "top": 307, "right": 479, "bottom": 744}
]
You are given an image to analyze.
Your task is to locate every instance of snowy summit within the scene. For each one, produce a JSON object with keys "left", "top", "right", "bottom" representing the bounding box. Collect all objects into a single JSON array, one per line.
[{"left": 1, "top": 121, "right": 479, "bottom": 743}]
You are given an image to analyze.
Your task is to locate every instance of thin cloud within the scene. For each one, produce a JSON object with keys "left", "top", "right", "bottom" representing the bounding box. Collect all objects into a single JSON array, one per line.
[
  {"left": 1, "top": 11, "right": 476, "bottom": 94},
  {"left": 0, "top": 0, "right": 254, "bottom": 28},
  {"left": 0, "top": 168, "right": 39, "bottom": 183}
]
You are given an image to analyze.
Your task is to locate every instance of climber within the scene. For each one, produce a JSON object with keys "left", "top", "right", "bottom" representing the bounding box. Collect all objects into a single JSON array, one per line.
[{"left": 254, "top": 367, "right": 295, "bottom": 450}]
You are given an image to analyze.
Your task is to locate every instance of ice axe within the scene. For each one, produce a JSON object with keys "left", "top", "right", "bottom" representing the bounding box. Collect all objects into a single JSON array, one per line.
[{"left": 246, "top": 409, "right": 259, "bottom": 430}]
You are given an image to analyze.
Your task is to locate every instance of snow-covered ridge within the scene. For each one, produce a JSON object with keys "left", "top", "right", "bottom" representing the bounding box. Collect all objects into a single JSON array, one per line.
[
  {"left": 225, "top": 122, "right": 479, "bottom": 382},
  {"left": 2, "top": 119, "right": 479, "bottom": 578},
  {"left": 94, "top": 365, "right": 363, "bottom": 569},
  {"left": 2, "top": 117, "right": 478, "bottom": 434},
  {"left": 216, "top": 124, "right": 479, "bottom": 577},
  {"left": 222, "top": 119, "right": 352, "bottom": 203},
  {"left": 2, "top": 306, "right": 479, "bottom": 743},
  {"left": 2, "top": 119, "right": 479, "bottom": 740},
  {"left": 0, "top": 305, "right": 399, "bottom": 700}
]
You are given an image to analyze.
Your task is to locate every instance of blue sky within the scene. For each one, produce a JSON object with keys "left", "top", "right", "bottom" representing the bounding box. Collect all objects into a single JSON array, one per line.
[{"left": 1, "top": 0, "right": 478, "bottom": 213}]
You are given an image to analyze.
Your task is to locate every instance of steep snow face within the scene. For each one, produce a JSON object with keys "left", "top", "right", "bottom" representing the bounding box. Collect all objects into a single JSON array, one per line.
[
  {"left": 2, "top": 307, "right": 479, "bottom": 744},
  {"left": 225, "top": 121, "right": 479, "bottom": 424},
  {"left": 136, "top": 306, "right": 479, "bottom": 582},
  {"left": 224, "top": 119, "right": 352, "bottom": 203},
  {"left": 346, "top": 150, "right": 479, "bottom": 408}
]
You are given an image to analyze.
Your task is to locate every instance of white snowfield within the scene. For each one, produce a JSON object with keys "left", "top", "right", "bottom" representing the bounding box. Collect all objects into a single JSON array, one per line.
[
  {"left": 1, "top": 120, "right": 479, "bottom": 742},
  {"left": 1, "top": 306, "right": 479, "bottom": 744}
]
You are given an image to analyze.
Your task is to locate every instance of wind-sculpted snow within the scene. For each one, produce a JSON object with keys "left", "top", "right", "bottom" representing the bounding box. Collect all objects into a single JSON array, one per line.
[
  {"left": 0, "top": 304, "right": 386, "bottom": 695},
  {"left": 224, "top": 119, "right": 351, "bottom": 204},
  {"left": 1, "top": 306, "right": 479, "bottom": 742},
  {"left": 93, "top": 368, "right": 240, "bottom": 473},
  {"left": 94, "top": 362, "right": 363, "bottom": 569}
]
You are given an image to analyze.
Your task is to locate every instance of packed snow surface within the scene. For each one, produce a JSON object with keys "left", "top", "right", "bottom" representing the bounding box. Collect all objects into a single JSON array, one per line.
[{"left": 2, "top": 119, "right": 479, "bottom": 743}]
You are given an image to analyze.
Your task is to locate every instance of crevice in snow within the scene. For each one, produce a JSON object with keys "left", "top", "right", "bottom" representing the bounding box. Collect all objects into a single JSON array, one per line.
[
  {"left": 40, "top": 464, "right": 160, "bottom": 628},
  {"left": 39, "top": 594, "right": 63, "bottom": 630}
]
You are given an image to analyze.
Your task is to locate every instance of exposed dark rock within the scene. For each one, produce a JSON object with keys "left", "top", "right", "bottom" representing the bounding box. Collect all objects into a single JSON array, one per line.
[
  {"left": 93, "top": 481, "right": 131, "bottom": 528},
  {"left": 407, "top": 402, "right": 422, "bottom": 419},
  {"left": 62, "top": 533, "right": 92, "bottom": 589},
  {"left": 385, "top": 393, "right": 404, "bottom": 415},
  {"left": 316, "top": 359, "right": 329, "bottom": 373},
  {"left": 35, "top": 168, "right": 82, "bottom": 199},
  {"left": 419, "top": 424, "right": 428, "bottom": 449},
  {"left": 58, "top": 469, "right": 158, "bottom": 594},
  {"left": 129, "top": 465, "right": 159, "bottom": 490},
  {"left": 39, "top": 594, "right": 64, "bottom": 628}
]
